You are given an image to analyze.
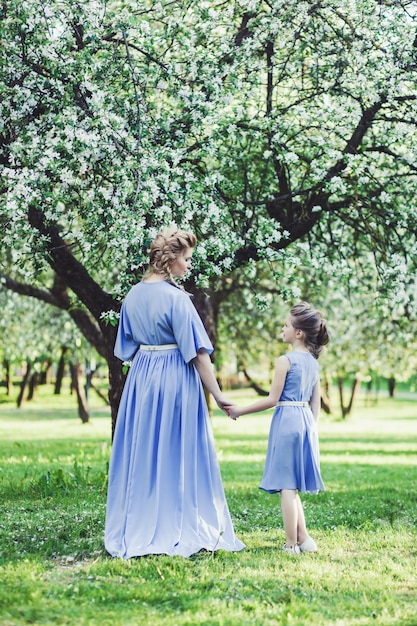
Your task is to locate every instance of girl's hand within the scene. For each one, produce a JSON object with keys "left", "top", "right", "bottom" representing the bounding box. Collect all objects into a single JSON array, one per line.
[{"left": 228, "top": 406, "right": 240, "bottom": 421}]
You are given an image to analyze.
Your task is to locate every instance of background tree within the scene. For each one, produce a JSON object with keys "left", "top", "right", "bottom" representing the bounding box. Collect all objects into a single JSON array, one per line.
[
  {"left": 1, "top": 1, "right": 416, "bottom": 430},
  {"left": 216, "top": 243, "right": 417, "bottom": 417},
  {"left": 0, "top": 287, "right": 104, "bottom": 420}
]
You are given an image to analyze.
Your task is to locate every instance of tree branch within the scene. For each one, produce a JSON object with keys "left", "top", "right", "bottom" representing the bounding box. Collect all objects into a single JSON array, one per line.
[
  {"left": 0, "top": 272, "right": 108, "bottom": 358},
  {"left": 27, "top": 206, "right": 117, "bottom": 324},
  {"left": 324, "top": 97, "right": 387, "bottom": 182},
  {"left": 103, "top": 35, "right": 169, "bottom": 72}
]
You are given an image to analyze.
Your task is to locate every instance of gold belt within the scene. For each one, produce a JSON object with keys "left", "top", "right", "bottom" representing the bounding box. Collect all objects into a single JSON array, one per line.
[{"left": 139, "top": 344, "right": 178, "bottom": 351}]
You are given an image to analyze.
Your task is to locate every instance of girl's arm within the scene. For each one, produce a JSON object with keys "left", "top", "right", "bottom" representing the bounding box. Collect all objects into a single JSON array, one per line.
[
  {"left": 310, "top": 379, "right": 321, "bottom": 422},
  {"left": 228, "top": 356, "right": 290, "bottom": 419}
]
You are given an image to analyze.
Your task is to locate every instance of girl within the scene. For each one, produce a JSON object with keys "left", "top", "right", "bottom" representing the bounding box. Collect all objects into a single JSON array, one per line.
[
  {"left": 229, "top": 302, "right": 329, "bottom": 555},
  {"left": 105, "top": 227, "right": 245, "bottom": 558}
]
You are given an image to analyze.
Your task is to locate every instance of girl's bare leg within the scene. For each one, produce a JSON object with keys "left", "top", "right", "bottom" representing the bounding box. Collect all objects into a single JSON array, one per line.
[
  {"left": 280, "top": 489, "right": 299, "bottom": 546},
  {"left": 295, "top": 493, "right": 309, "bottom": 544}
]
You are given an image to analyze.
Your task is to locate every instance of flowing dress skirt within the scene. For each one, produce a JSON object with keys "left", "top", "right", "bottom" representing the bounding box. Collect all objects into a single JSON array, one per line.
[
  {"left": 259, "top": 405, "right": 325, "bottom": 495},
  {"left": 105, "top": 348, "right": 245, "bottom": 558}
]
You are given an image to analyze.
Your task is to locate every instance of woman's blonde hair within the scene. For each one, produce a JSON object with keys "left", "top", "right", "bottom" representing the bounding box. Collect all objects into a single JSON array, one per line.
[
  {"left": 290, "top": 302, "right": 329, "bottom": 359},
  {"left": 145, "top": 226, "right": 196, "bottom": 285}
]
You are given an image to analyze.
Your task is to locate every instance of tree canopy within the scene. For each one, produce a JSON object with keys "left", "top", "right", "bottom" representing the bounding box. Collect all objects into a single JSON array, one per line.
[{"left": 1, "top": 0, "right": 416, "bottom": 423}]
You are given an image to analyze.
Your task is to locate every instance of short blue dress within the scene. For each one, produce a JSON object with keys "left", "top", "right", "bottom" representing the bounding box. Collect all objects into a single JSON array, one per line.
[
  {"left": 104, "top": 280, "right": 245, "bottom": 558},
  {"left": 259, "top": 351, "right": 325, "bottom": 494}
]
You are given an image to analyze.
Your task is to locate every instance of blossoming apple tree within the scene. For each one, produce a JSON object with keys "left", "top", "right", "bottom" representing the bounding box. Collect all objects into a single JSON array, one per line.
[{"left": 1, "top": 0, "right": 416, "bottom": 430}]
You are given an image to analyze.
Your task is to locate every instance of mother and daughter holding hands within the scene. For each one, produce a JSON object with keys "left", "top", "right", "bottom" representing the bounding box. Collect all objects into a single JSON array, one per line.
[{"left": 105, "top": 227, "right": 329, "bottom": 559}]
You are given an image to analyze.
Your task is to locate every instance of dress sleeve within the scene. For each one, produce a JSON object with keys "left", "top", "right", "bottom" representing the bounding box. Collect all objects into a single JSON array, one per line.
[
  {"left": 172, "top": 293, "right": 213, "bottom": 363},
  {"left": 114, "top": 303, "right": 138, "bottom": 361}
]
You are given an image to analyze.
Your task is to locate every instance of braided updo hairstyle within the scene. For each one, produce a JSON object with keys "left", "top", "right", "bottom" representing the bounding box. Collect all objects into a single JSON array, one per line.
[
  {"left": 290, "top": 302, "right": 329, "bottom": 359},
  {"left": 145, "top": 226, "right": 197, "bottom": 285}
]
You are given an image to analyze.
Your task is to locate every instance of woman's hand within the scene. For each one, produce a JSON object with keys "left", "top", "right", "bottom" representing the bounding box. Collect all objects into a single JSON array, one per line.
[{"left": 215, "top": 395, "right": 236, "bottom": 416}]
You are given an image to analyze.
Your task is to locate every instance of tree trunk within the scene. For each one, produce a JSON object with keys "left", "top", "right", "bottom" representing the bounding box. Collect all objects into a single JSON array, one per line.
[
  {"left": 69, "top": 362, "right": 90, "bottom": 423},
  {"left": 187, "top": 285, "right": 217, "bottom": 415},
  {"left": 3, "top": 359, "right": 13, "bottom": 396},
  {"left": 27, "top": 371, "right": 39, "bottom": 401},
  {"left": 388, "top": 376, "right": 396, "bottom": 398},
  {"left": 17, "top": 361, "right": 31, "bottom": 408},
  {"left": 348, "top": 377, "right": 361, "bottom": 415},
  {"left": 55, "top": 346, "right": 68, "bottom": 395},
  {"left": 338, "top": 376, "right": 361, "bottom": 419},
  {"left": 242, "top": 367, "right": 269, "bottom": 396},
  {"left": 320, "top": 371, "right": 332, "bottom": 414},
  {"left": 107, "top": 327, "right": 126, "bottom": 438},
  {"left": 40, "top": 361, "right": 52, "bottom": 385},
  {"left": 89, "top": 379, "right": 110, "bottom": 405},
  {"left": 189, "top": 285, "right": 217, "bottom": 343}
]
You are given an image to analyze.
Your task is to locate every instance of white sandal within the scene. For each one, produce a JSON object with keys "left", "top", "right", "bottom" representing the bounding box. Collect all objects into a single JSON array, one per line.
[
  {"left": 282, "top": 543, "right": 301, "bottom": 555},
  {"left": 299, "top": 536, "right": 318, "bottom": 552}
]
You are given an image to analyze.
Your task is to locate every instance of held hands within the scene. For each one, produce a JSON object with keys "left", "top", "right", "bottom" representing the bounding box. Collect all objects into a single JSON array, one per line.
[
  {"left": 227, "top": 405, "right": 240, "bottom": 421},
  {"left": 215, "top": 395, "right": 239, "bottom": 420}
]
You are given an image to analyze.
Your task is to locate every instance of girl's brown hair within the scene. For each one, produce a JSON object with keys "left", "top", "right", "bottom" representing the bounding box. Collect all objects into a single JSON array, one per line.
[
  {"left": 146, "top": 226, "right": 196, "bottom": 285},
  {"left": 290, "top": 302, "right": 329, "bottom": 359}
]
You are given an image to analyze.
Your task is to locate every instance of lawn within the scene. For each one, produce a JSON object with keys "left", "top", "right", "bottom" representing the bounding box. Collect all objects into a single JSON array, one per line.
[{"left": 0, "top": 385, "right": 416, "bottom": 625}]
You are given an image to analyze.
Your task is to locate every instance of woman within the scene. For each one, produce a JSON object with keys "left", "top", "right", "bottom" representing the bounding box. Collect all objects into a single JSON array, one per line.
[{"left": 105, "top": 227, "right": 245, "bottom": 558}]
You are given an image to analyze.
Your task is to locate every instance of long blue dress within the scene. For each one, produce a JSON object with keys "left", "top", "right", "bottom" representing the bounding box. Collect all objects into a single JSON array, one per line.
[
  {"left": 259, "top": 351, "right": 325, "bottom": 495},
  {"left": 105, "top": 280, "right": 245, "bottom": 558}
]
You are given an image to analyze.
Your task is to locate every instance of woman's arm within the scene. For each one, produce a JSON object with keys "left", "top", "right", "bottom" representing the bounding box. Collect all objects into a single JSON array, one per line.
[
  {"left": 228, "top": 356, "right": 290, "bottom": 419},
  {"left": 192, "top": 349, "right": 233, "bottom": 411}
]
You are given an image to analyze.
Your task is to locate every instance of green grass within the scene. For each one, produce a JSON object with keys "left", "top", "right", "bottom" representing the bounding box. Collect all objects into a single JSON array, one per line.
[{"left": 0, "top": 385, "right": 417, "bottom": 625}]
